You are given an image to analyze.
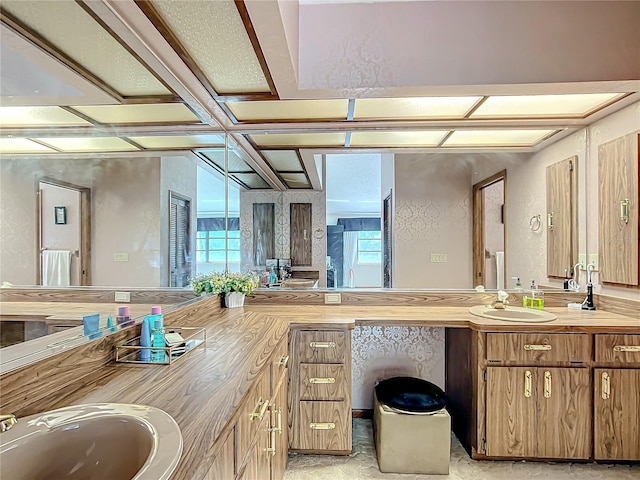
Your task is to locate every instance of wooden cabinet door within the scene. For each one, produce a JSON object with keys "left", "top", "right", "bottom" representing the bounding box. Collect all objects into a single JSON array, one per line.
[
  {"left": 594, "top": 368, "right": 640, "bottom": 460},
  {"left": 205, "top": 429, "right": 234, "bottom": 480},
  {"left": 253, "top": 203, "right": 275, "bottom": 267},
  {"left": 537, "top": 368, "right": 591, "bottom": 459},
  {"left": 485, "top": 367, "right": 537, "bottom": 457},
  {"left": 290, "top": 203, "right": 312, "bottom": 266},
  {"left": 240, "top": 415, "right": 271, "bottom": 480},
  {"left": 598, "top": 133, "right": 639, "bottom": 285},
  {"left": 271, "top": 374, "right": 288, "bottom": 480},
  {"left": 546, "top": 156, "right": 576, "bottom": 278}
]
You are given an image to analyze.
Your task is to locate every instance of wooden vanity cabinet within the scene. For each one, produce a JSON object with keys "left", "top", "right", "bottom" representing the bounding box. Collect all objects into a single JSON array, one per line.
[
  {"left": 288, "top": 328, "right": 352, "bottom": 454},
  {"left": 593, "top": 334, "right": 640, "bottom": 461}
]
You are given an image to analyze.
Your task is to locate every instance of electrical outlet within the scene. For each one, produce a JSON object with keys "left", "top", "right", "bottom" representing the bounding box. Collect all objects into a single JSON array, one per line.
[
  {"left": 589, "top": 254, "right": 599, "bottom": 271},
  {"left": 324, "top": 293, "right": 341, "bottom": 304},
  {"left": 430, "top": 253, "right": 448, "bottom": 263},
  {"left": 113, "top": 253, "right": 129, "bottom": 262},
  {"left": 578, "top": 254, "right": 586, "bottom": 271},
  {"left": 115, "top": 291, "right": 130, "bottom": 302}
]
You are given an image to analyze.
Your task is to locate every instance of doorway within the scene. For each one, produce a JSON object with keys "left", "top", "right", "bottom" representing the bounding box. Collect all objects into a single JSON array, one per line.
[
  {"left": 37, "top": 179, "right": 91, "bottom": 286},
  {"left": 473, "top": 171, "right": 506, "bottom": 289},
  {"left": 169, "top": 191, "right": 192, "bottom": 287}
]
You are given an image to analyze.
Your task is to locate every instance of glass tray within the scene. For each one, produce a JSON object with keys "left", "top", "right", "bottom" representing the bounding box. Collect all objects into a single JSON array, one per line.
[{"left": 115, "top": 326, "right": 206, "bottom": 365}]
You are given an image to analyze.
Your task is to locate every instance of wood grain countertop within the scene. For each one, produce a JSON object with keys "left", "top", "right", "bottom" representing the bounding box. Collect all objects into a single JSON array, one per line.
[{"left": 5, "top": 299, "right": 639, "bottom": 479}]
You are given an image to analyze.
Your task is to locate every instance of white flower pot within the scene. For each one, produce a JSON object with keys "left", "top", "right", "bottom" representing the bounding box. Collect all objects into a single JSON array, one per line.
[{"left": 224, "top": 292, "right": 245, "bottom": 308}]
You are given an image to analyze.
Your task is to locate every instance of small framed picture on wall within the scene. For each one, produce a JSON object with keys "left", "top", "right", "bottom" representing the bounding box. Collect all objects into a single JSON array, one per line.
[{"left": 54, "top": 206, "right": 67, "bottom": 225}]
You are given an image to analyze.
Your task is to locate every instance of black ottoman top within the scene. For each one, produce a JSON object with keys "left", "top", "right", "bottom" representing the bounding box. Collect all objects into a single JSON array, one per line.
[{"left": 375, "top": 376, "right": 446, "bottom": 413}]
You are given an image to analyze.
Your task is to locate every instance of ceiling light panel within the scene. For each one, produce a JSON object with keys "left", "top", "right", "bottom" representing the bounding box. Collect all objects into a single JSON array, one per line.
[
  {"left": 251, "top": 133, "right": 346, "bottom": 147},
  {"left": 232, "top": 173, "right": 271, "bottom": 189},
  {"left": 227, "top": 100, "right": 349, "bottom": 121},
  {"left": 262, "top": 150, "right": 303, "bottom": 172},
  {"left": 471, "top": 93, "right": 625, "bottom": 118},
  {"left": 128, "top": 134, "right": 225, "bottom": 149},
  {"left": 350, "top": 130, "right": 449, "bottom": 147},
  {"left": 149, "top": 0, "right": 269, "bottom": 94},
  {"left": 71, "top": 104, "right": 200, "bottom": 125},
  {"left": 200, "top": 149, "right": 254, "bottom": 173},
  {"left": 0, "top": 106, "right": 91, "bottom": 127},
  {"left": 280, "top": 173, "right": 310, "bottom": 189},
  {"left": 444, "top": 129, "right": 556, "bottom": 147},
  {"left": 0, "top": 138, "right": 55, "bottom": 153},
  {"left": 354, "top": 96, "right": 482, "bottom": 120},
  {"left": 34, "top": 137, "right": 139, "bottom": 152},
  {"left": 2, "top": 1, "right": 169, "bottom": 97}
]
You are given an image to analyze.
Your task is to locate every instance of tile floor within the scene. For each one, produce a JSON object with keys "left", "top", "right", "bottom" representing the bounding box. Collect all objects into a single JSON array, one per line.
[{"left": 283, "top": 419, "right": 640, "bottom": 480}]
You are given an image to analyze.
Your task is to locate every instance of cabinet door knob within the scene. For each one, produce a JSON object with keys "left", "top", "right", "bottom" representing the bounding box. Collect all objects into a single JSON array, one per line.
[
  {"left": 544, "top": 371, "right": 552, "bottom": 398},
  {"left": 601, "top": 372, "right": 610, "bottom": 400},
  {"left": 524, "top": 370, "right": 533, "bottom": 398},
  {"left": 620, "top": 198, "right": 630, "bottom": 224}
]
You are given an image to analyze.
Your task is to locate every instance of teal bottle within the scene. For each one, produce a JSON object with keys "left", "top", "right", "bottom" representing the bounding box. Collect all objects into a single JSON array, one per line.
[{"left": 150, "top": 315, "right": 165, "bottom": 363}]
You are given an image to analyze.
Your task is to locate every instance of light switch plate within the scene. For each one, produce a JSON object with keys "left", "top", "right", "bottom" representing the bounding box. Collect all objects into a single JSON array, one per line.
[
  {"left": 589, "top": 254, "right": 599, "bottom": 271},
  {"left": 430, "top": 253, "right": 448, "bottom": 263},
  {"left": 324, "top": 293, "right": 341, "bottom": 304},
  {"left": 113, "top": 252, "right": 129, "bottom": 262},
  {"left": 115, "top": 291, "right": 130, "bottom": 302},
  {"left": 578, "top": 254, "right": 587, "bottom": 270}
]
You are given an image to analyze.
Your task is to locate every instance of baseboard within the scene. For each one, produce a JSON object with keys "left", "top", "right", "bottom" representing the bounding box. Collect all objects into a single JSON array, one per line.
[{"left": 353, "top": 409, "right": 373, "bottom": 419}]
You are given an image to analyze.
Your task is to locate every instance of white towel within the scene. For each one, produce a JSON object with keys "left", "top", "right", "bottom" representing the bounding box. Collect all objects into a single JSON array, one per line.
[
  {"left": 495, "top": 251, "right": 505, "bottom": 290},
  {"left": 42, "top": 250, "right": 72, "bottom": 286}
]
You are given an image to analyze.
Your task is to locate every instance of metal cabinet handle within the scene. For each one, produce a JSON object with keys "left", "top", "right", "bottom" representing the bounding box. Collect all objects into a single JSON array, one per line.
[
  {"left": 524, "top": 344, "right": 552, "bottom": 351},
  {"left": 601, "top": 372, "right": 610, "bottom": 400},
  {"left": 544, "top": 371, "right": 552, "bottom": 398},
  {"left": 310, "top": 341, "right": 335, "bottom": 348},
  {"left": 277, "top": 355, "right": 289, "bottom": 367},
  {"left": 548, "top": 212, "right": 554, "bottom": 230},
  {"left": 613, "top": 345, "right": 640, "bottom": 352},
  {"left": 310, "top": 422, "right": 335, "bottom": 430},
  {"left": 309, "top": 377, "right": 335, "bottom": 384},
  {"left": 524, "top": 370, "right": 532, "bottom": 398},
  {"left": 265, "top": 422, "right": 276, "bottom": 456},
  {"left": 250, "top": 398, "right": 269, "bottom": 422},
  {"left": 275, "top": 407, "right": 282, "bottom": 434},
  {"left": 620, "top": 199, "right": 630, "bottom": 224}
]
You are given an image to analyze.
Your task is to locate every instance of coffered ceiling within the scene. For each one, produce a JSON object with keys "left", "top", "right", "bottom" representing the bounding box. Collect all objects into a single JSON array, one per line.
[{"left": 1, "top": 0, "right": 639, "bottom": 191}]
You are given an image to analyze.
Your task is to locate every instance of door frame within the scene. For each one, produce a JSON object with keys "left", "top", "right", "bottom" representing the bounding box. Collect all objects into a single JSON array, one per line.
[
  {"left": 383, "top": 190, "right": 393, "bottom": 288},
  {"left": 472, "top": 170, "right": 506, "bottom": 288},
  {"left": 36, "top": 178, "right": 91, "bottom": 286},
  {"left": 168, "top": 190, "right": 192, "bottom": 287}
]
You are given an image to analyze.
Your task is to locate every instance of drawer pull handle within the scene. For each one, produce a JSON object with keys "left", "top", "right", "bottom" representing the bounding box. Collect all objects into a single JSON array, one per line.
[
  {"left": 309, "top": 377, "right": 335, "bottom": 384},
  {"left": 266, "top": 423, "right": 276, "bottom": 456},
  {"left": 275, "top": 407, "right": 282, "bottom": 434},
  {"left": 524, "top": 370, "right": 532, "bottom": 398},
  {"left": 524, "top": 344, "right": 552, "bottom": 351},
  {"left": 249, "top": 399, "right": 269, "bottom": 422},
  {"left": 544, "top": 371, "right": 552, "bottom": 398},
  {"left": 601, "top": 372, "right": 610, "bottom": 400},
  {"left": 613, "top": 345, "right": 640, "bottom": 352},
  {"left": 310, "top": 422, "right": 335, "bottom": 430},
  {"left": 277, "top": 355, "right": 290, "bottom": 367},
  {"left": 310, "top": 341, "right": 336, "bottom": 348}
]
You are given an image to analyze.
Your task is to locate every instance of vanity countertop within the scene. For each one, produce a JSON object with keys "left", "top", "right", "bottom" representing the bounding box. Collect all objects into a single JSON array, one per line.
[{"left": 0, "top": 302, "right": 168, "bottom": 319}]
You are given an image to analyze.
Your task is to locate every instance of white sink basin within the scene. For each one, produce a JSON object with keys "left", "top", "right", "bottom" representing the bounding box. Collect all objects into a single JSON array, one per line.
[
  {"left": 469, "top": 305, "right": 557, "bottom": 323},
  {"left": 0, "top": 403, "right": 182, "bottom": 480},
  {"left": 281, "top": 278, "right": 318, "bottom": 288}
]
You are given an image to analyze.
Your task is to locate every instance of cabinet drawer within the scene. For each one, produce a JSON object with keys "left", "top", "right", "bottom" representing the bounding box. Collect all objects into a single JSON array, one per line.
[
  {"left": 296, "top": 330, "right": 348, "bottom": 364},
  {"left": 596, "top": 335, "right": 640, "bottom": 365},
  {"left": 299, "top": 364, "right": 347, "bottom": 401},
  {"left": 236, "top": 369, "right": 270, "bottom": 474},
  {"left": 486, "top": 333, "right": 591, "bottom": 364},
  {"left": 297, "top": 400, "right": 351, "bottom": 452},
  {"left": 271, "top": 336, "right": 289, "bottom": 396}
]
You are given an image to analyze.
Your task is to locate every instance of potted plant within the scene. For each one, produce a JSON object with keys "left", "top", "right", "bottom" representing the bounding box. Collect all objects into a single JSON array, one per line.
[{"left": 190, "top": 271, "right": 260, "bottom": 308}]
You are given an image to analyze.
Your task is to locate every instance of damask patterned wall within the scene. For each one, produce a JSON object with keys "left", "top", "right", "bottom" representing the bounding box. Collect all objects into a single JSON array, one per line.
[{"left": 351, "top": 326, "right": 445, "bottom": 410}]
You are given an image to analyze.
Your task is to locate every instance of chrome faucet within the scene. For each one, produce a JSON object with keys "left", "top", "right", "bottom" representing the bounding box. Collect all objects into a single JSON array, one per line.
[{"left": 0, "top": 414, "right": 17, "bottom": 432}]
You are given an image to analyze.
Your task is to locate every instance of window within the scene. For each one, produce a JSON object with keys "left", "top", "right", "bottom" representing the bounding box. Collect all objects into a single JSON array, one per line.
[
  {"left": 196, "top": 230, "right": 240, "bottom": 263},
  {"left": 357, "top": 230, "right": 382, "bottom": 264}
]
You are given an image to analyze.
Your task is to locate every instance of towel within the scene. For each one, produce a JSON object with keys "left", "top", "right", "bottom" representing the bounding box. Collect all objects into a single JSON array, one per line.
[
  {"left": 42, "top": 250, "right": 72, "bottom": 286},
  {"left": 495, "top": 251, "right": 505, "bottom": 290}
]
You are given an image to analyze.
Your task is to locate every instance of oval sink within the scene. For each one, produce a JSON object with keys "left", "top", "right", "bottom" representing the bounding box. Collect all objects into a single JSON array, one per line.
[
  {"left": 281, "top": 278, "right": 318, "bottom": 288},
  {"left": 469, "top": 305, "right": 557, "bottom": 323},
  {"left": 0, "top": 403, "right": 182, "bottom": 480}
]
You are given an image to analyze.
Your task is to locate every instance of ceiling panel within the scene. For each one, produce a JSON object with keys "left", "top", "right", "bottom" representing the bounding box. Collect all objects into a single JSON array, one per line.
[
  {"left": 354, "top": 96, "right": 482, "bottom": 120},
  {"left": 149, "top": 0, "right": 269, "bottom": 94},
  {"left": 262, "top": 150, "right": 303, "bottom": 172},
  {"left": 280, "top": 173, "right": 310, "bottom": 189},
  {"left": 232, "top": 173, "right": 271, "bottom": 189},
  {"left": 34, "top": 136, "right": 139, "bottom": 152},
  {"left": 444, "top": 129, "right": 557, "bottom": 147},
  {"left": 0, "top": 138, "right": 55, "bottom": 153},
  {"left": 2, "top": 0, "right": 169, "bottom": 96},
  {"left": 71, "top": 104, "right": 200, "bottom": 125},
  {"left": 0, "top": 106, "right": 91, "bottom": 127},
  {"left": 470, "top": 93, "right": 625, "bottom": 118},
  {"left": 200, "top": 149, "right": 254, "bottom": 173},
  {"left": 350, "top": 130, "right": 449, "bottom": 147},
  {"left": 128, "top": 134, "right": 225, "bottom": 149},
  {"left": 250, "top": 133, "right": 346, "bottom": 147},
  {"left": 227, "top": 99, "right": 349, "bottom": 121}
]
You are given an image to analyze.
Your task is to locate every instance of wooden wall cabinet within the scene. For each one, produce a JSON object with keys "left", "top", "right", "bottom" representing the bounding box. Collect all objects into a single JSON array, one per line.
[
  {"left": 546, "top": 156, "right": 577, "bottom": 278},
  {"left": 290, "top": 203, "right": 312, "bottom": 266},
  {"left": 598, "top": 132, "right": 639, "bottom": 286},
  {"left": 289, "top": 328, "right": 352, "bottom": 454},
  {"left": 253, "top": 203, "right": 275, "bottom": 267}
]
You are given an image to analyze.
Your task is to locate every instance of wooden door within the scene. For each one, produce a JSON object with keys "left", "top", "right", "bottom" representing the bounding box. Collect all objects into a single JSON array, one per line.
[
  {"left": 290, "top": 203, "right": 312, "bottom": 266},
  {"left": 271, "top": 375, "right": 288, "bottom": 480},
  {"left": 594, "top": 368, "right": 640, "bottom": 460},
  {"left": 598, "top": 133, "right": 639, "bottom": 285},
  {"left": 546, "top": 157, "right": 576, "bottom": 278},
  {"left": 253, "top": 203, "right": 275, "bottom": 267},
  {"left": 485, "top": 367, "right": 537, "bottom": 457},
  {"left": 537, "top": 368, "right": 591, "bottom": 459}
]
